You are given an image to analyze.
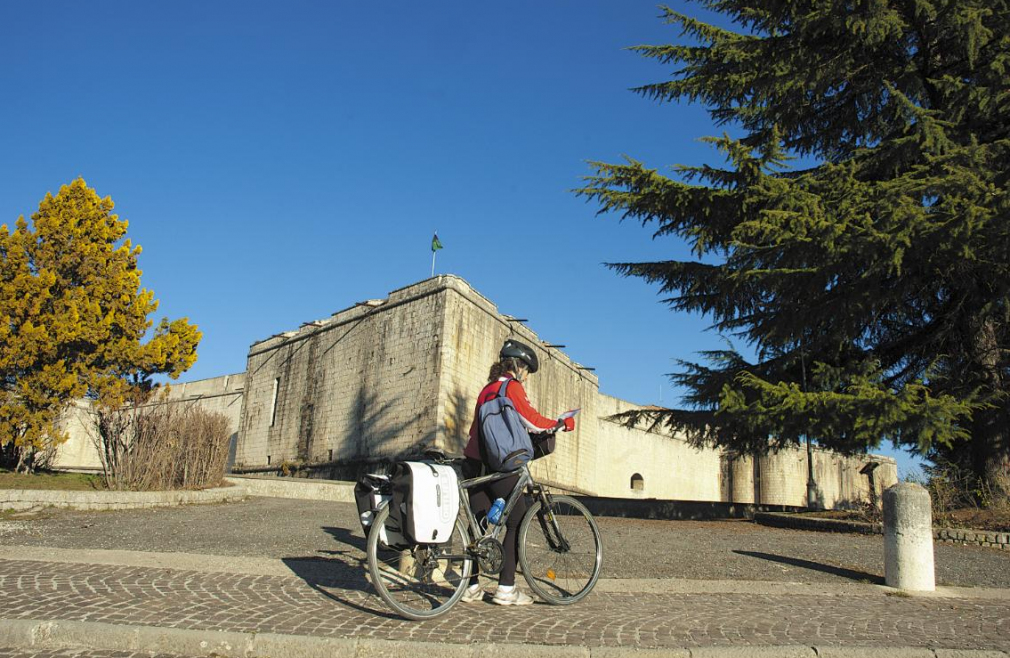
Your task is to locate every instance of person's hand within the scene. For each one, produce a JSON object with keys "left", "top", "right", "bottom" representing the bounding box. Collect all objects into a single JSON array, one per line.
[{"left": 562, "top": 417, "right": 575, "bottom": 432}]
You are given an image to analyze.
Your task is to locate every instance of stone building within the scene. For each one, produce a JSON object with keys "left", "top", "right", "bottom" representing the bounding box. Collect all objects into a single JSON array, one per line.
[{"left": 54, "top": 275, "right": 896, "bottom": 507}]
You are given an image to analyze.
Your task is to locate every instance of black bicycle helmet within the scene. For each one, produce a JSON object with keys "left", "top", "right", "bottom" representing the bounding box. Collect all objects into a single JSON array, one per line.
[{"left": 500, "top": 339, "right": 539, "bottom": 374}]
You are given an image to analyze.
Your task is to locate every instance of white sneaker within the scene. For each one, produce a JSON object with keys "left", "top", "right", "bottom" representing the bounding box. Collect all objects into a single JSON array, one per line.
[
  {"left": 492, "top": 587, "right": 534, "bottom": 606},
  {"left": 460, "top": 583, "right": 484, "bottom": 603}
]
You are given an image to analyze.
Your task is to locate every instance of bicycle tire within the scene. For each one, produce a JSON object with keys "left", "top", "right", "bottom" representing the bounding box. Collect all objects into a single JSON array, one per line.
[
  {"left": 518, "top": 494, "right": 603, "bottom": 604},
  {"left": 366, "top": 504, "right": 473, "bottom": 620}
]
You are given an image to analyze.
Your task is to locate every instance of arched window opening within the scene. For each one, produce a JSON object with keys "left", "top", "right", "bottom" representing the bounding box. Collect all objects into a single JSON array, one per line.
[{"left": 630, "top": 473, "right": 644, "bottom": 491}]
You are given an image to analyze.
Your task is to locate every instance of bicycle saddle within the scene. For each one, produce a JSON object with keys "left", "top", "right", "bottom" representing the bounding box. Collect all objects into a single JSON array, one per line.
[{"left": 422, "top": 449, "right": 465, "bottom": 464}]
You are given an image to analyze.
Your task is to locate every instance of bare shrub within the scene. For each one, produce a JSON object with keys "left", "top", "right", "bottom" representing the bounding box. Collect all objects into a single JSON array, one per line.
[
  {"left": 908, "top": 458, "right": 1010, "bottom": 514},
  {"left": 92, "top": 401, "right": 231, "bottom": 491}
]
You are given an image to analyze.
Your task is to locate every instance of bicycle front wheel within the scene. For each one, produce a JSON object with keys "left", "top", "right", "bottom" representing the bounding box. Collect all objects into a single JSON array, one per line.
[
  {"left": 518, "top": 494, "right": 602, "bottom": 604},
  {"left": 366, "top": 504, "right": 473, "bottom": 620}
]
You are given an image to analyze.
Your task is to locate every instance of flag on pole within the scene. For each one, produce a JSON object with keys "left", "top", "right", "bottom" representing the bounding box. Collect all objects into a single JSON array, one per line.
[{"left": 431, "top": 231, "right": 443, "bottom": 277}]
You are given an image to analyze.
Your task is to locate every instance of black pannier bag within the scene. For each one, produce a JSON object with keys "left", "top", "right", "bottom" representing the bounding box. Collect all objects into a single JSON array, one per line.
[
  {"left": 533, "top": 433, "right": 556, "bottom": 459},
  {"left": 354, "top": 473, "right": 408, "bottom": 549}
]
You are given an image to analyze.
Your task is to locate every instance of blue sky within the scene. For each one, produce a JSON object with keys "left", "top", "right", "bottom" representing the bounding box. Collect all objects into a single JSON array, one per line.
[{"left": 0, "top": 1, "right": 921, "bottom": 476}]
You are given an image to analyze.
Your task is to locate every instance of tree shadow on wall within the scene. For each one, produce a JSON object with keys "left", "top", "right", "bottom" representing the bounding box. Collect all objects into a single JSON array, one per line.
[
  {"left": 332, "top": 387, "right": 440, "bottom": 477},
  {"left": 297, "top": 387, "right": 438, "bottom": 480},
  {"left": 443, "top": 387, "right": 474, "bottom": 455},
  {"left": 732, "top": 550, "right": 884, "bottom": 584}
]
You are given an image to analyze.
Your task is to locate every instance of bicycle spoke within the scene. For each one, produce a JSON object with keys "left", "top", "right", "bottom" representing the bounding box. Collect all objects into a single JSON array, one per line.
[
  {"left": 519, "top": 495, "right": 602, "bottom": 604},
  {"left": 367, "top": 507, "right": 472, "bottom": 620}
]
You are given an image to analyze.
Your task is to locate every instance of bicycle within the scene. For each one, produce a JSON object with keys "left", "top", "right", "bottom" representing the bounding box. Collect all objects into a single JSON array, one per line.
[{"left": 365, "top": 444, "right": 603, "bottom": 620}]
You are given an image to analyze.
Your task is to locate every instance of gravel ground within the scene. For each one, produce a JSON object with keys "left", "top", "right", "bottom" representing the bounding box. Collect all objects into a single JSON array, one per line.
[{"left": 4, "top": 497, "right": 1008, "bottom": 588}]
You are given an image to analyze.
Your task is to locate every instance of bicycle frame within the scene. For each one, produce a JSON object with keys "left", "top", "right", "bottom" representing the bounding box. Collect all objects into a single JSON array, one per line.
[
  {"left": 365, "top": 449, "right": 602, "bottom": 619},
  {"left": 457, "top": 463, "right": 536, "bottom": 543}
]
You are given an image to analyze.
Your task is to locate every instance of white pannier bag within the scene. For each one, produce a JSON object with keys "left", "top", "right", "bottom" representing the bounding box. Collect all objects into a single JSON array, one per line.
[{"left": 391, "top": 461, "right": 459, "bottom": 544}]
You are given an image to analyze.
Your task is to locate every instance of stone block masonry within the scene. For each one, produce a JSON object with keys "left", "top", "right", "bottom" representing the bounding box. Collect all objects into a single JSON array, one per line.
[
  {"left": 936, "top": 528, "right": 1010, "bottom": 551},
  {"left": 238, "top": 278, "right": 452, "bottom": 470}
]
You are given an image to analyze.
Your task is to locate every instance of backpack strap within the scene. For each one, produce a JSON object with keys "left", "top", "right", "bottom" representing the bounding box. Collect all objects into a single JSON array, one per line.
[{"left": 496, "top": 377, "right": 512, "bottom": 399}]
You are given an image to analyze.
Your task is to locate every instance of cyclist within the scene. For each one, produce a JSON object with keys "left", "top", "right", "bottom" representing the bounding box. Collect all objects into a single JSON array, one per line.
[{"left": 459, "top": 338, "right": 575, "bottom": 605}]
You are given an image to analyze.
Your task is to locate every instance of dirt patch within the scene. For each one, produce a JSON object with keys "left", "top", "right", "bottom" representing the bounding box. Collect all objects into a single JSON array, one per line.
[
  {"left": 934, "top": 508, "right": 1010, "bottom": 532},
  {"left": 805, "top": 507, "right": 1010, "bottom": 532}
]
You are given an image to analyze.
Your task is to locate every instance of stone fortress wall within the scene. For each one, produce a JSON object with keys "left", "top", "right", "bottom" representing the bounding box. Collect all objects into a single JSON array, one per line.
[
  {"left": 594, "top": 392, "right": 892, "bottom": 505},
  {"left": 54, "top": 275, "right": 896, "bottom": 507},
  {"left": 237, "top": 281, "right": 446, "bottom": 470}
]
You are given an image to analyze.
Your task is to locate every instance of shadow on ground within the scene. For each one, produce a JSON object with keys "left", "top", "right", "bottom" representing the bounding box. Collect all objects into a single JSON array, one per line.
[
  {"left": 733, "top": 550, "right": 885, "bottom": 584},
  {"left": 282, "top": 525, "right": 400, "bottom": 619}
]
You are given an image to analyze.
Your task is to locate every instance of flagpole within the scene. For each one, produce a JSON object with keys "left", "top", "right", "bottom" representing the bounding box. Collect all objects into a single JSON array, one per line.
[{"left": 431, "top": 250, "right": 436, "bottom": 278}]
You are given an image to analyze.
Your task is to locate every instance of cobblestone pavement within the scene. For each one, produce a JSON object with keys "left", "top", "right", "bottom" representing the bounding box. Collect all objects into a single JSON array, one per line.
[
  {"left": 3, "top": 497, "right": 1008, "bottom": 587},
  {"left": 0, "top": 650, "right": 189, "bottom": 658},
  {"left": 3, "top": 497, "right": 1010, "bottom": 652},
  {"left": 1, "top": 557, "right": 1008, "bottom": 651}
]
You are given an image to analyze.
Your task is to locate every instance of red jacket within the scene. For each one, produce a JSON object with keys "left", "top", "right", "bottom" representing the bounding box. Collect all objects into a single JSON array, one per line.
[{"left": 464, "top": 377, "right": 557, "bottom": 461}]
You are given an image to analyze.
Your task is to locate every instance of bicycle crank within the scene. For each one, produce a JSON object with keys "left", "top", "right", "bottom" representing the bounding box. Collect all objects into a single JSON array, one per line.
[{"left": 474, "top": 537, "right": 504, "bottom": 575}]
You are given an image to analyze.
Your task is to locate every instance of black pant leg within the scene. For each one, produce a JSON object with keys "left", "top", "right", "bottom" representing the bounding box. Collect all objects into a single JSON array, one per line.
[{"left": 487, "top": 474, "right": 528, "bottom": 587}]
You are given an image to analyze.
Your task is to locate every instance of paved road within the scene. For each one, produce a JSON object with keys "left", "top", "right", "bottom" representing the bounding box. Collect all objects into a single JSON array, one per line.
[
  {"left": 1, "top": 498, "right": 1009, "bottom": 653},
  {"left": 3, "top": 497, "right": 1008, "bottom": 587}
]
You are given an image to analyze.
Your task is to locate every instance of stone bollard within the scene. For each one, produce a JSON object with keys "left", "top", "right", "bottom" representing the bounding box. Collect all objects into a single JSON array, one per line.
[{"left": 883, "top": 482, "right": 935, "bottom": 591}]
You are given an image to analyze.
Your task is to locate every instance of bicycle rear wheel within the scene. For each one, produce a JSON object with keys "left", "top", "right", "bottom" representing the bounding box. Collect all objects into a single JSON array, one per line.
[
  {"left": 518, "top": 494, "right": 602, "bottom": 604},
  {"left": 366, "top": 504, "right": 472, "bottom": 620}
]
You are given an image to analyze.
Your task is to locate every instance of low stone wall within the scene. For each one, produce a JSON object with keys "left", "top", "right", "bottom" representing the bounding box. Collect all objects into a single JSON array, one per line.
[
  {"left": 755, "top": 512, "right": 1010, "bottom": 550},
  {"left": 935, "top": 527, "right": 1010, "bottom": 551},
  {"left": 1, "top": 486, "right": 247, "bottom": 512},
  {"left": 224, "top": 475, "right": 356, "bottom": 502}
]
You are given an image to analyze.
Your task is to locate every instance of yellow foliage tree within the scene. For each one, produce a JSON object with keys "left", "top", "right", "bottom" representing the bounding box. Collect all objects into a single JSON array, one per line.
[{"left": 0, "top": 178, "right": 201, "bottom": 472}]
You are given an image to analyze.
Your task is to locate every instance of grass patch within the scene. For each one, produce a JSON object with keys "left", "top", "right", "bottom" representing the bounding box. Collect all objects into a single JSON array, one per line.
[{"left": 0, "top": 469, "right": 104, "bottom": 491}]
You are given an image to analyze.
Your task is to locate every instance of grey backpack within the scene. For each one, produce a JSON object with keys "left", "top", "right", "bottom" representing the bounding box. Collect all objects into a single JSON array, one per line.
[{"left": 478, "top": 379, "right": 534, "bottom": 472}]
